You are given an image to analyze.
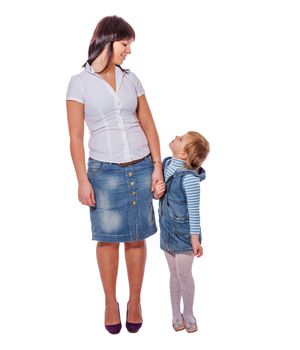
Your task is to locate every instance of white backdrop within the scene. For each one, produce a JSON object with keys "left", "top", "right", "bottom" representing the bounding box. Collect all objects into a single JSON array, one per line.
[{"left": 1, "top": 0, "right": 300, "bottom": 349}]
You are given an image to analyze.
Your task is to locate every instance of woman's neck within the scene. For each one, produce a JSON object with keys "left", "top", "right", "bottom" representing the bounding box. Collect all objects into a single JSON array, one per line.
[{"left": 92, "top": 56, "right": 115, "bottom": 75}]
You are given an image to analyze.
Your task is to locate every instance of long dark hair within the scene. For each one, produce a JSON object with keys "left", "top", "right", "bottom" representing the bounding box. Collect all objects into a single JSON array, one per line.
[{"left": 82, "top": 16, "right": 135, "bottom": 74}]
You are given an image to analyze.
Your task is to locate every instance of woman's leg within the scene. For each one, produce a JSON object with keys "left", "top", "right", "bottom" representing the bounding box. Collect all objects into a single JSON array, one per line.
[
  {"left": 175, "top": 252, "right": 195, "bottom": 323},
  {"left": 96, "top": 242, "right": 120, "bottom": 325},
  {"left": 164, "top": 251, "right": 182, "bottom": 322},
  {"left": 124, "top": 240, "right": 146, "bottom": 322}
]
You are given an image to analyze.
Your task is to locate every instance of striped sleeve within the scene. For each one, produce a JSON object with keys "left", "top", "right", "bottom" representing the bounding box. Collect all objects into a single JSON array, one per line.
[{"left": 182, "top": 174, "right": 200, "bottom": 234}]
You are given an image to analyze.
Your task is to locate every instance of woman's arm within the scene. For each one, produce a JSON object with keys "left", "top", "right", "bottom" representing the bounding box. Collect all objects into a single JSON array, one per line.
[
  {"left": 66, "top": 100, "right": 95, "bottom": 206},
  {"left": 137, "top": 95, "right": 164, "bottom": 190}
]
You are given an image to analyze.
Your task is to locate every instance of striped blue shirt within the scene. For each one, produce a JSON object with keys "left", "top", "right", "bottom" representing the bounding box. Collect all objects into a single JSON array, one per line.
[{"left": 164, "top": 157, "right": 200, "bottom": 234}]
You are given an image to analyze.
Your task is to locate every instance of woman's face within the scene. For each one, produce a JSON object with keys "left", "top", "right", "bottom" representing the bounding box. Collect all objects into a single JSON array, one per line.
[{"left": 112, "top": 38, "right": 133, "bottom": 65}]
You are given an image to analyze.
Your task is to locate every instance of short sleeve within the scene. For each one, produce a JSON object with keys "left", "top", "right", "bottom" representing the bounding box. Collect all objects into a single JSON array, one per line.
[
  {"left": 66, "top": 75, "right": 84, "bottom": 104},
  {"left": 130, "top": 72, "right": 145, "bottom": 97}
]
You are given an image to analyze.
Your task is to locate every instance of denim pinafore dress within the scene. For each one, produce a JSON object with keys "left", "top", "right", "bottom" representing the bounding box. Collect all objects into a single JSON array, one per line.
[{"left": 159, "top": 157, "right": 206, "bottom": 254}]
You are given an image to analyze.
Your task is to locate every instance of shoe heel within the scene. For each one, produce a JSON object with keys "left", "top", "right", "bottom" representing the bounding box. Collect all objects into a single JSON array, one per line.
[
  {"left": 126, "top": 302, "right": 143, "bottom": 333},
  {"left": 105, "top": 302, "right": 122, "bottom": 334}
]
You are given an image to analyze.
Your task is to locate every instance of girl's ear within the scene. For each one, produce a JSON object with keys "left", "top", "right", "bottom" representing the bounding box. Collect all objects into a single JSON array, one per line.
[{"left": 180, "top": 151, "right": 188, "bottom": 160}]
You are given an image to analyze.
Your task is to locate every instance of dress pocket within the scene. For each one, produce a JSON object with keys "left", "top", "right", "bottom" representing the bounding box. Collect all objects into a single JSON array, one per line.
[
  {"left": 167, "top": 205, "right": 189, "bottom": 223},
  {"left": 87, "top": 160, "right": 105, "bottom": 177}
]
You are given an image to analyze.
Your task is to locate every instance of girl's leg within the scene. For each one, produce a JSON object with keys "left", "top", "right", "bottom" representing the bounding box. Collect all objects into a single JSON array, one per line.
[
  {"left": 124, "top": 240, "right": 146, "bottom": 322},
  {"left": 96, "top": 242, "right": 120, "bottom": 325},
  {"left": 164, "top": 251, "right": 183, "bottom": 322},
  {"left": 175, "top": 252, "right": 195, "bottom": 323}
]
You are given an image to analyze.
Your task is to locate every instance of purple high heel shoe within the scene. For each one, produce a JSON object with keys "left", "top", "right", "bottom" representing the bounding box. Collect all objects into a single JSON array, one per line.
[
  {"left": 105, "top": 302, "right": 122, "bottom": 334},
  {"left": 126, "top": 302, "right": 143, "bottom": 333}
]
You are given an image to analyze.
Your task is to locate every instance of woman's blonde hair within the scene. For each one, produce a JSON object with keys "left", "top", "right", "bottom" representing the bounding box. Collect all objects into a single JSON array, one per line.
[{"left": 184, "top": 131, "right": 210, "bottom": 170}]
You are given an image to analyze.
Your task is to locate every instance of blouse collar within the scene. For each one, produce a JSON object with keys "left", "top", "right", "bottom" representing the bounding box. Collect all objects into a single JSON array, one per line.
[{"left": 84, "top": 62, "right": 125, "bottom": 93}]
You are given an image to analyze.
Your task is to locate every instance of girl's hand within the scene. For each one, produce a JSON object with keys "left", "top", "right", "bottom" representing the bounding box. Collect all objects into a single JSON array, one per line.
[
  {"left": 151, "top": 165, "right": 164, "bottom": 193},
  {"left": 153, "top": 180, "right": 166, "bottom": 199},
  {"left": 78, "top": 180, "right": 96, "bottom": 206},
  {"left": 191, "top": 235, "right": 203, "bottom": 257}
]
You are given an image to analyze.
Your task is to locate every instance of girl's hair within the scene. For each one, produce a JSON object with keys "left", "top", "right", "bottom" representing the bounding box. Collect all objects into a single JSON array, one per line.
[
  {"left": 82, "top": 15, "right": 135, "bottom": 74},
  {"left": 184, "top": 131, "right": 210, "bottom": 170}
]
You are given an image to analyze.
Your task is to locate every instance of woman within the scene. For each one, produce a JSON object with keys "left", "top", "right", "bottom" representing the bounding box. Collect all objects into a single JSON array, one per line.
[{"left": 66, "top": 16, "right": 163, "bottom": 334}]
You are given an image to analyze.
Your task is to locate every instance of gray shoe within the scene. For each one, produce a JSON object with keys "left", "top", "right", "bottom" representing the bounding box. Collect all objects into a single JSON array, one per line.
[
  {"left": 184, "top": 316, "right": 198, "bottom": 333},
  {"left": 172, "top": 314, "right": 185, "bottom": 331}
]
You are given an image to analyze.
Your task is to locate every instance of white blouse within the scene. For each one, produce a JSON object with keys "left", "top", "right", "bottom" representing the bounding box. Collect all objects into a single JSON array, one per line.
[{"left": 66, "top": 62, "right": 150, "bottom": 163}]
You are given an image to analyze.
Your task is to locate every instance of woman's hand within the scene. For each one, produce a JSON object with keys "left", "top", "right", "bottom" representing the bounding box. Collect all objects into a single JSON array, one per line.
[
  {"left": 191, "top": 235, "right": 203, "bottom": 257},
  {"left": 151, "top": 164, "right": 164, "bottom": 193},
  {"left": 78, "top": 180, "right": 96, "bottom": 206}
]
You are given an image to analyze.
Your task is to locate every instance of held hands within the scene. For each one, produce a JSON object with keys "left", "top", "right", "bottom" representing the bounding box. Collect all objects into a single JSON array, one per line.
[
  {"left": 191, "top": 235, "right": 203, "bottom": 257},
  {"left": 153, "top": 180, "right": 166, "bottom": 199}
]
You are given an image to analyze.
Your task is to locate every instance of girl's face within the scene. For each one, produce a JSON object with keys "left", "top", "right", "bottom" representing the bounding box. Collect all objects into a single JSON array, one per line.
[
  {"left": 112, "top": 38, "right": 133, "bottom": 65},
  {"left": 169, "top": 133, "right": 191, "bottom": 160}
]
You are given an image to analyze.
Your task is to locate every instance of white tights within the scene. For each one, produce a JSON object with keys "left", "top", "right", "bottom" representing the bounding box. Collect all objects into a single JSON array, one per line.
[{"left": 164, "top": 251, "right": 195, "bottom": 323}]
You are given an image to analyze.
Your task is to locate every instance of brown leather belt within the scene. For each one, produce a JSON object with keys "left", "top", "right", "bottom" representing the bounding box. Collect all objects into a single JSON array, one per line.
[{"left": 116, "top": 154, "right": 150, "bottom": 167}]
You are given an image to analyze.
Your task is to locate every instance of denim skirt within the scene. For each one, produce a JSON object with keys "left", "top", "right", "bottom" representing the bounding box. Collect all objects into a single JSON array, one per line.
[{"left": 86, "top": 154, "right": 157, "bottom": 242}]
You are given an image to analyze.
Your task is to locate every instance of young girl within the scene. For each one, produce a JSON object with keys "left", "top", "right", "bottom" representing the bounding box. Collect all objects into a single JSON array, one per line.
[{"left": 153, "top": 131, "right": 210, "bottom": 333}]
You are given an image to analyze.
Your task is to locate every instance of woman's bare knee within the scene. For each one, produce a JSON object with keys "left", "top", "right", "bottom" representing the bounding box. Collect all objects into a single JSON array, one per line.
[
  {"left": 97, "top": 242, "right": 120, "bottom": 249},
  {"left": 124, "top": 240, "right": 145, "bottom": 249}
]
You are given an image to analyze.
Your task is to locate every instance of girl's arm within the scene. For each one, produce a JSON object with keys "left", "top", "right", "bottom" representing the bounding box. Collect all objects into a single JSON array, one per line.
[
  {"left": 183, "top": 175, "right": 201, "bottom": 234},
  {"left": 183, "top": 175, "right": 203, "bottom": 257}
]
